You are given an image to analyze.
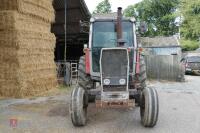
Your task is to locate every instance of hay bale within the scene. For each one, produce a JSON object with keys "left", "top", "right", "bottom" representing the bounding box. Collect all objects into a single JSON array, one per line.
[
  {"left": 0, "top": 11, "right": 51, "bottom": 33},
  {"left": 0, "top": 56, "right": 57, "bottom": 97},
  {"left": 0, "top": 75, "right": 57, "bottom": 98},
  {"left": 0, "top": 29, "right": 57, "bottom": 98},
  {"left": 0, "top": 30, "right": 55, "bottom": 48},
  {"left": 0, "top": 0, "right": 55, "bottom": 22},
  {"left": 0, "top": 0, "right": 57, "bottom": 98}
]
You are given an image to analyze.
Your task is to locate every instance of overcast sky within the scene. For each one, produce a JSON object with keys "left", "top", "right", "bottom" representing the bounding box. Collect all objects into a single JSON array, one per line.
[{"left": 84, "top": 0, "right": 142, "bottom": 13}]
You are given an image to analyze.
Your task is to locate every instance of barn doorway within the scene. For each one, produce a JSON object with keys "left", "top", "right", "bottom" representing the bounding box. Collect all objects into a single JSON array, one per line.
[{"left": 51, "top": 0, "right": 91, "bottom": 84}]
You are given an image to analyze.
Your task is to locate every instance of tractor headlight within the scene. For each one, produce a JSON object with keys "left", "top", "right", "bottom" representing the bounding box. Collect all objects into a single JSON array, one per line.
[
  {"left": 119, "top": 79, "right": 126, "bottom": 85},
  {"left": 103, "top": 79, "right": 110, "bottom": 85}
]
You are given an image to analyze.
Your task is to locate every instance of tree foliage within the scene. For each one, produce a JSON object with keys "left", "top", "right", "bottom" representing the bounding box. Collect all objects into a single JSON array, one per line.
[
  {"left": 124, "top": 0, "right": 180, "bottom": 36},
  {"left": 180, "top": 39, "right": 199, "bottom": 51},
  {"left": 93, "top": 0, "right": 111, "bottom": 14},
  {"left": 180, "top": 0, "right": 200, "bottom": 40}
]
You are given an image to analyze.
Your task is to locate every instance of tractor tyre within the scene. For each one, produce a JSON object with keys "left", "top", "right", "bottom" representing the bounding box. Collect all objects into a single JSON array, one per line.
[
  {"left": 139, "top": 56, "right": 147, "bottom": 89},
  {"left": 78, "top": 56, "right": 93, "bottom": 89},
  {"left": 78, "top": 56, "right": 95, "bottom": 102},
  {"left": 70, "top": 86, "right": 88, "bottom": 126},
  {"left": 140, "top": 87, "right": 159, "bottom": 127}
]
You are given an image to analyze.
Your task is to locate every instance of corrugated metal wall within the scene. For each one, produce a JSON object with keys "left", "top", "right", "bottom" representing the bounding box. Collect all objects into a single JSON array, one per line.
[
  {"left": 140, "top": 37, "right": 184, "bottom": 81},
  {"left": 144, "top": 55, "right": 185, "bottom": 81}
]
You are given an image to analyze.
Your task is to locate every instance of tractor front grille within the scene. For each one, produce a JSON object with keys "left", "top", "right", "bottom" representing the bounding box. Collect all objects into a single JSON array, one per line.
[
  {"left": 103, "top": 85, "right": 127, "bottom": 92},
  {"left": 100, "top": 48, "right": 129, "bottom": 92}
]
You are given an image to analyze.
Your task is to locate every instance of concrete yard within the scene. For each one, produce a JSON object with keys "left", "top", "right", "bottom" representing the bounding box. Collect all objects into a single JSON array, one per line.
[{"left": 0, "top": 75, "right": 200, "bottom": 133}]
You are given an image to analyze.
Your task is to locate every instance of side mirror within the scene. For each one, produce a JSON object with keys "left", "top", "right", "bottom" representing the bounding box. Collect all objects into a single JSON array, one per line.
[{"left": 140, "top": 21, "right": 148, "bottom": 34}]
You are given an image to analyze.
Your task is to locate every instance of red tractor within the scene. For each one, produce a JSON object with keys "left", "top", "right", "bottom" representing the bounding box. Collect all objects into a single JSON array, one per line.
[{"left": 70, "top": 7, "right": 159, "bottom": 127}]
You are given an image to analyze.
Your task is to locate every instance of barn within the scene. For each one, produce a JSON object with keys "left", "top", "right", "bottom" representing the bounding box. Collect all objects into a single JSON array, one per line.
[{"left": 52, "top": 0, "right": 91, "bottom": 62}]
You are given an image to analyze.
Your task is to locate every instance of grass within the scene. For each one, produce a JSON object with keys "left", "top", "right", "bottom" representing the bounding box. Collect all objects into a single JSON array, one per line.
[{"left": 58, "top": 84, "right": 73, "bottom": 92}]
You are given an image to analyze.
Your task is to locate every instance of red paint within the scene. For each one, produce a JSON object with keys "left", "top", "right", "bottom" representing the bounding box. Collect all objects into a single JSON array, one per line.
[
  {"left": 136, "top": 52, "right": 140, "bottom": 74},
  {"left": 10, "top": 119, "right": 17, "bottom": 128},
  {"left": 127, "top": 48, "right": 131, "bottom": 53},
  {"left": 85, "top": 48, "right": 90, "bottom": 74}
]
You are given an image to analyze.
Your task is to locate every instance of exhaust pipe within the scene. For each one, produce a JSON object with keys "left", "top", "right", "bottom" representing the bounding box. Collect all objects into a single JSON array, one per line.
[
  {"left": 117, "top": 7, "right": 122, "bottom": 40},
  {"left": 117, "top": 7, "right": 126, "bottom": 46}
]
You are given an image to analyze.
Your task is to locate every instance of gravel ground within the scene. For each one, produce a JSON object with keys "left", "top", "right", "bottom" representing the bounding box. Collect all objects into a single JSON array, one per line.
[{"left": 0, "top": 75, "right": 200, "bottom": 133}]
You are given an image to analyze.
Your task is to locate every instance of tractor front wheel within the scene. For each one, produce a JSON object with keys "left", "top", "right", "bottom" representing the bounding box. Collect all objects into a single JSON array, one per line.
[
  {"left": 140, "top": 87, "right": 159, "bottom": 127},
  {"left": 70, "top": 86, "right": 88, "bottom": 126}
]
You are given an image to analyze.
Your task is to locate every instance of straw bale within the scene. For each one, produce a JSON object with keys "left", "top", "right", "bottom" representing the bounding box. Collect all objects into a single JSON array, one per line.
[
  {"left": 0, "top": 31, "right": 57, "bottom": 98},
  {"left": 0, "top": 80, "right": 24, "bottom": 98},
  {"left": 0, "top": 11, "right": 51, "bottom": 33},
  {"left": 0, "top": 30, "right": 55, "bottom": 42},
  {"left": 0, "top": 0, "right": 57, "bottom": 98},
  {"left": 20, "top": 77, "right": 57, "bottom": 97},
  {"left": 0, "top": 62, "right": 57, "bottom": 97},
  {"left": 0, "top": 68, "right": 56, "bottom": 81},
  {"left": 0, "top": 55, "right": 55, "bottom": 69},
  {"left": 0, "top": 30, "right": 55, "bottom": 48},
  {"left": 0, "top": 75, "right": 57, "bottom": 98},
  {"left": 0, "top": 47, "right": 54, "bottom": 59},
  {"left": 0, "top": 0, "right": 55, "bottom": 23}
]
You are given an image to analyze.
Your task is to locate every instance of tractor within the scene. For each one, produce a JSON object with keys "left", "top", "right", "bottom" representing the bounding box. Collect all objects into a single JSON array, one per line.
[{"left": 70, "top": 7, "right": 159, "bottom": 127}]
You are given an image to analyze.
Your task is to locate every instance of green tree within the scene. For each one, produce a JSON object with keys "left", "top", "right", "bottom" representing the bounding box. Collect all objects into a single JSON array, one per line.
[
  {"left": 124, "top": 5, "right": 137, "bottom": 18},
  {"left": 93, "top": 0, "right": 111, "bottom": 14},
  {"left": 124, "top": 0, "right": 180, "bottom": 36},
  {"left": 180, "top": 0, "right": 200, "bottom": 40}
]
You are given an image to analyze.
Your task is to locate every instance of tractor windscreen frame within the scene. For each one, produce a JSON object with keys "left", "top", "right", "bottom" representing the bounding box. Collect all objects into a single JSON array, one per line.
[
  {"left": 92, "top": 21, "right": 134, "bottom": 48},
  {"left": 91, "top": 21, "right": 134, "bottom": 73}
]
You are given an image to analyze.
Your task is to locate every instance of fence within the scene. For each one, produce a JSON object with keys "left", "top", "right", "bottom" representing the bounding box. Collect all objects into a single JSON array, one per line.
[{"left": 144, "top": 55, "right": 185, "bottom": 81}]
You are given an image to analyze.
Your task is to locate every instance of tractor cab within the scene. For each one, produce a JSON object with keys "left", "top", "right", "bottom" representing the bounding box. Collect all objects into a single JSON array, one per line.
[{"left": 89, "top": 8, "right": 136, "bottom": 77}]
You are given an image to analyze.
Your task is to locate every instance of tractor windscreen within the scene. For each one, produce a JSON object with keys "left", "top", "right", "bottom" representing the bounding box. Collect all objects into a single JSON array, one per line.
[
  {"left": 92, "top": 21, "right": 134, "bottom": 48},
  {"left": 92, "top": 21, "right": 134, "bottom": 72}
]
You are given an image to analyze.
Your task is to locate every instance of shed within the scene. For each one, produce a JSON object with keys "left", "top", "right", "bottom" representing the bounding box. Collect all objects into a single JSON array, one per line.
[{"left": 140, "top": 36, "right": 185, "bottom": 81}]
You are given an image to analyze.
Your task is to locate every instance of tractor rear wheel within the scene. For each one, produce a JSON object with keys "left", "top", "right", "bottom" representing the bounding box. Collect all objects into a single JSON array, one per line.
[
  {"left": 70, "top": 86, "right": 88, "bottom": 126},
  {"left": 78, "top": 56, "right": 94, "bottom": 89},
  {"left": 78, "top": 56, "right": 95, "bottom": 102},
  {"left": 139, "top": 56, "right": 147, "bottom": 89},
  {"left": 140, "top": 87, "right": 159, "bottom": 127}
]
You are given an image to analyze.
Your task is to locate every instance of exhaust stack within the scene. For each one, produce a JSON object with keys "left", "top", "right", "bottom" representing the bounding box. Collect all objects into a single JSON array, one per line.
[
  {"left": 117, "top": 7, "right": 122, "bottom": 40},
  {"left": 117, "top": 7, "right": 125, "bottom": 46}
]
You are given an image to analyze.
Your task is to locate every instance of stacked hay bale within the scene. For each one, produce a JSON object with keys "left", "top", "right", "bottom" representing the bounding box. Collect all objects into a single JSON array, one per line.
[{"left": 0, "top": 0, "right": 57, "bottom": 98}]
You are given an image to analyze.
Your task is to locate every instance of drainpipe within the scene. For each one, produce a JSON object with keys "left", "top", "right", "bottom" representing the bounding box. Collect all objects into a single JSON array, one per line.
[{"left": 64, "top": 0, "right": 67, "bottom": 62}]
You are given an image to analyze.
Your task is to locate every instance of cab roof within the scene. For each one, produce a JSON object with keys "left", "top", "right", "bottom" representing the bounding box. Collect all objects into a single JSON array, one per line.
[{"left": 91, "top": 12, "right": 135, "bottom": 22}]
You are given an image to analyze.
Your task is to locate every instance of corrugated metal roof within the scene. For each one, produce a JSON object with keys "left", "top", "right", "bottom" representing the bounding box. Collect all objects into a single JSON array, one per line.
[
  {"left": 52, "top": 0, "right": 91, "bottom": 35},
  {"left": 92, "top": 12, "right": 117, "bottom": 19},
  {"left": 53, "top": 0, "right": 90, "bottom": 16},
  {"left": 140, "top": 36, "right": 180, "bottom": 47},
  {"left": 92, "top": 13, "right": 134, "bottom": 21}
]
